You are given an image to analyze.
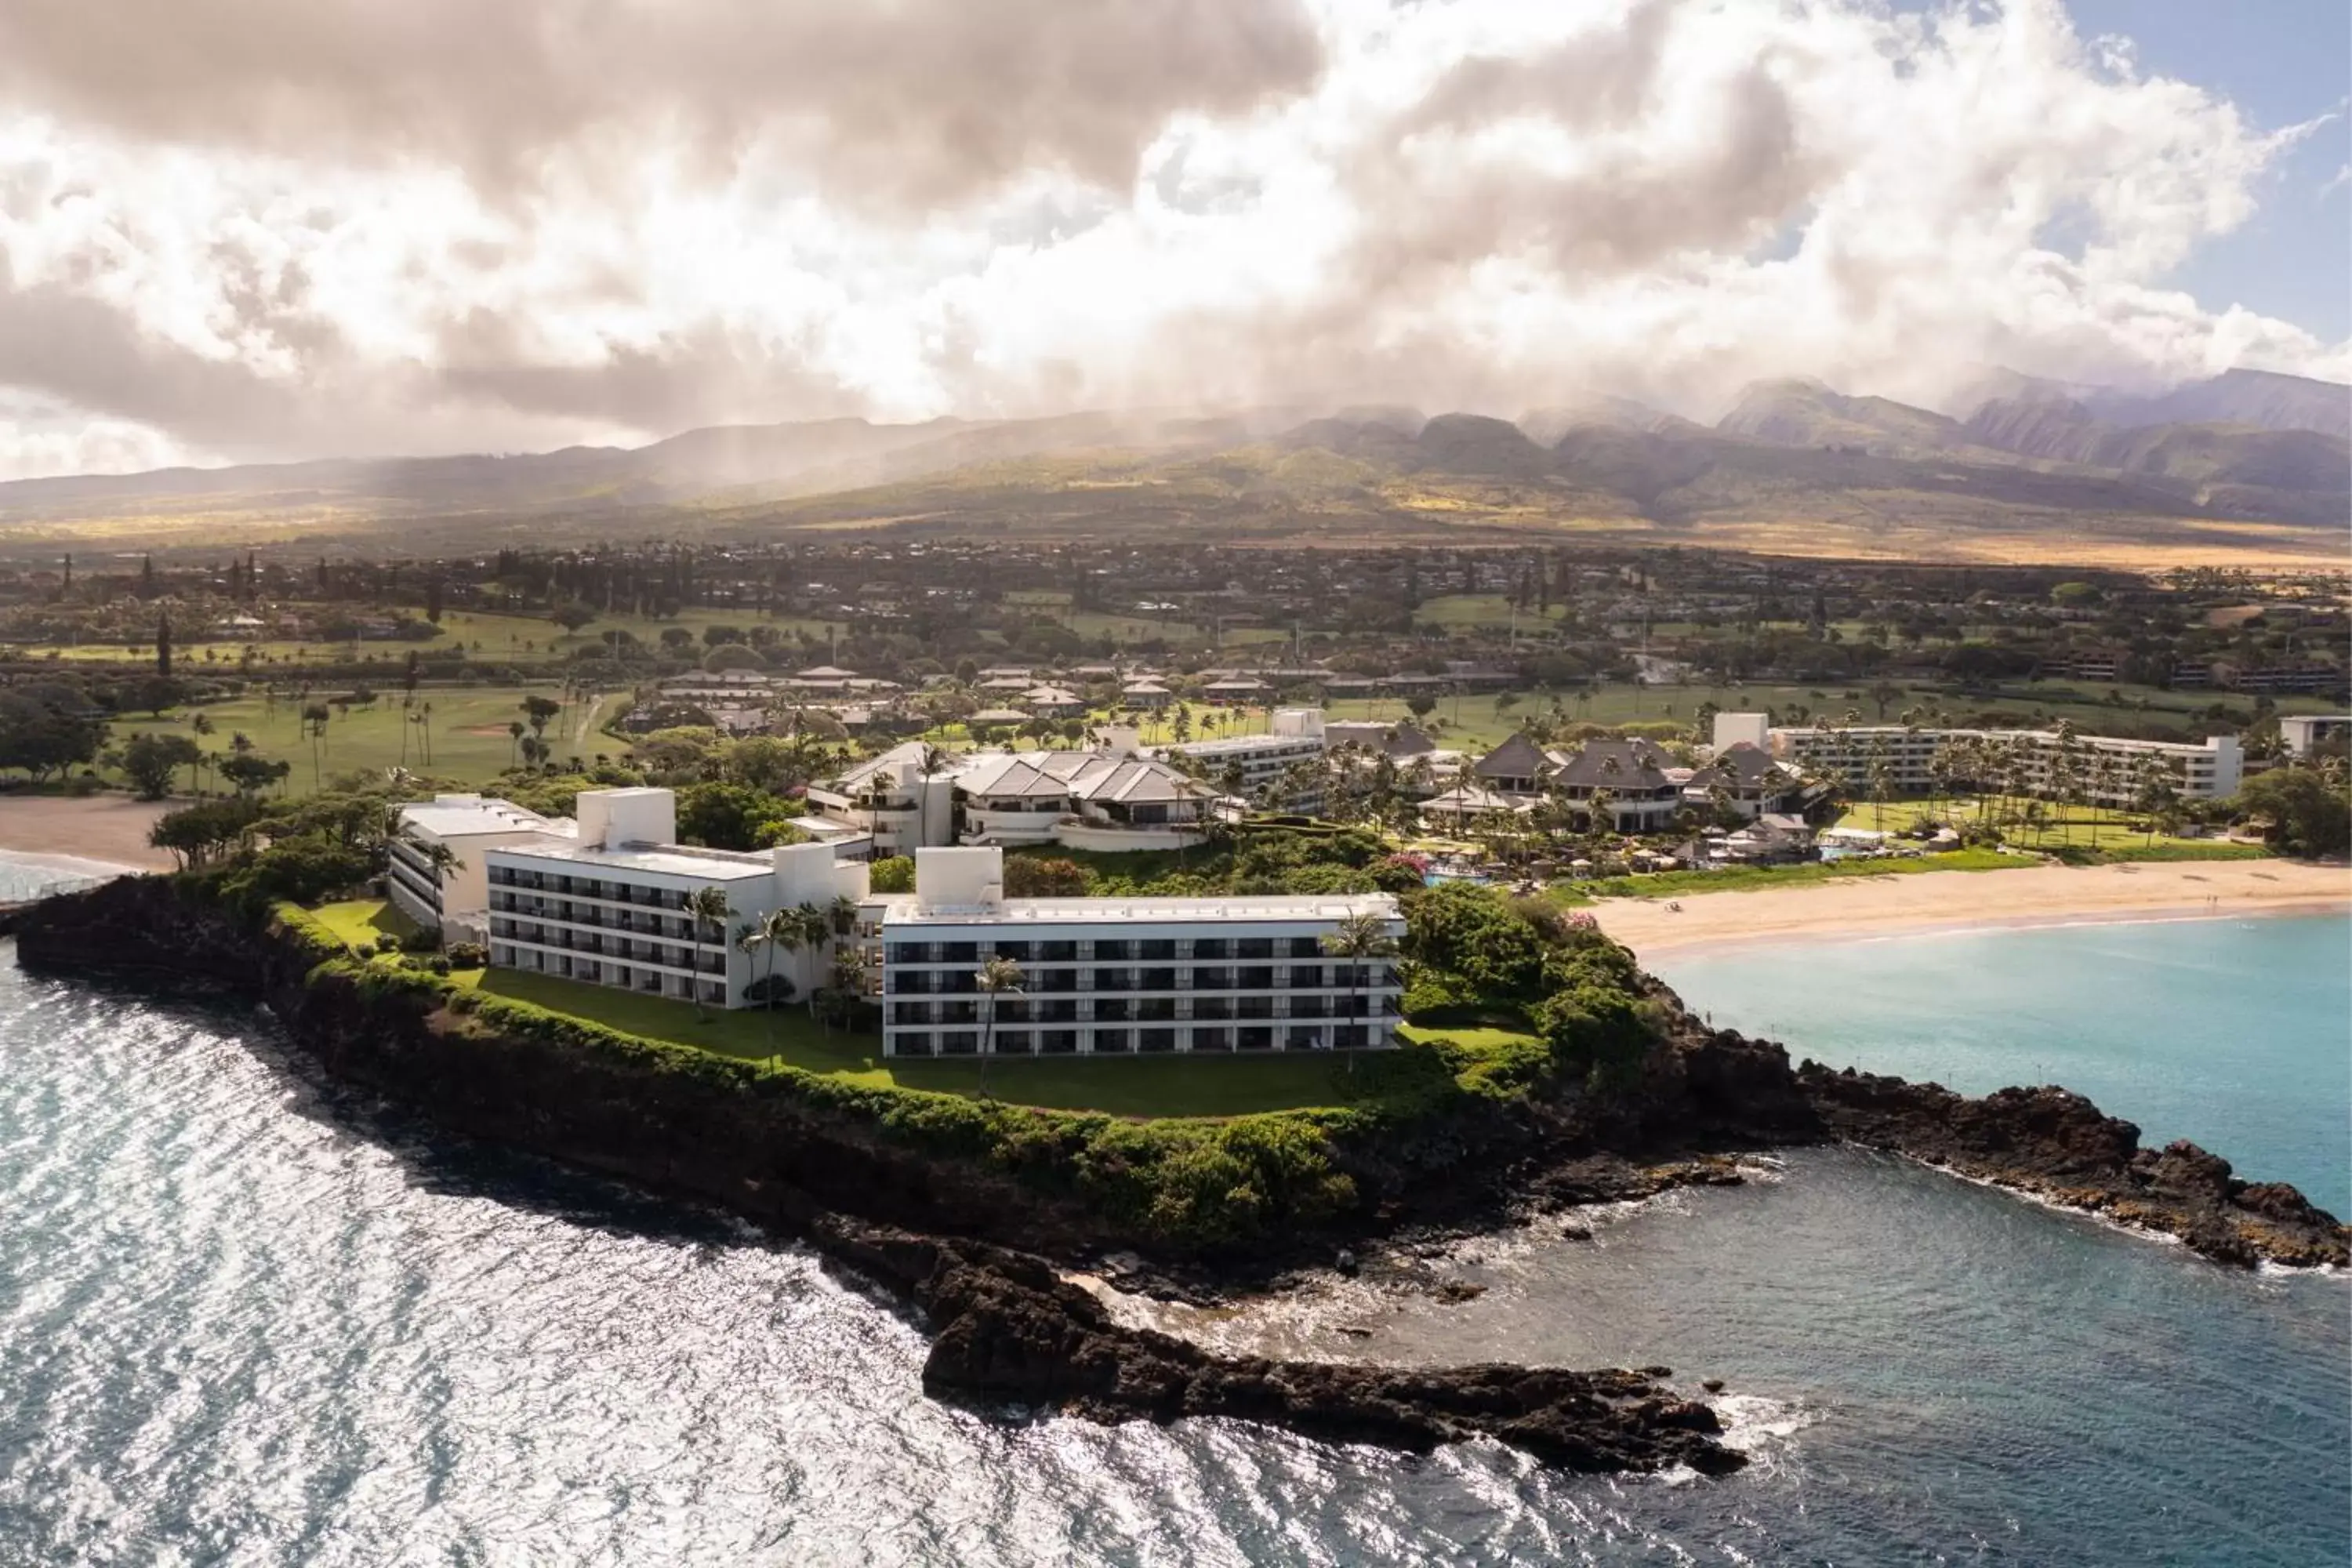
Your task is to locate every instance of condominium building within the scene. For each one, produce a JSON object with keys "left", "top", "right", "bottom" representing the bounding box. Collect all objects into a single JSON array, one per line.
[
  {"left": 1761, "top": 720, "right": 2244, "bottom": 805},
  {"left": 1160, "top": 707, "right": 1328, "bottom": 808},
  {"left": 866, "top": 848, "right": 1403, "bottom": 1058},
  {"left": 482, "top": 787, "right": 868, "bottom": 1009},
  {"left": 390, "top": 793, "right": 573, "bottom": 938}
]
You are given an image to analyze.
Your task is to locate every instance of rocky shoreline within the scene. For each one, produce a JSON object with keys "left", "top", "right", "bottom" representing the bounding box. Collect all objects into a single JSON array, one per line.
[{"left": 5, "top": 876, "right": 2343, "bottom": 1476}]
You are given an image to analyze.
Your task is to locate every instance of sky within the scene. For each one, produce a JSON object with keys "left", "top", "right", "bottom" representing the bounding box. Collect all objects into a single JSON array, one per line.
[{"left": 0, "top": 0, "right": 2344, "bottom": 480}]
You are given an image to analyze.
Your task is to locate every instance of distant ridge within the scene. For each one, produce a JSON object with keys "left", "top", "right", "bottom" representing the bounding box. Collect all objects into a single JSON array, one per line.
[{"left": 0, "top": 368, "right": 2342, "bottom": 550}]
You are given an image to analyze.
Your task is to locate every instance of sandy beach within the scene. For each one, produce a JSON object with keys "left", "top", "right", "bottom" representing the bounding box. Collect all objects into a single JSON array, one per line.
[
  {"left": 0, "top": 796, "right": 180, "bottom": 873},
  {"left": 1589, "top": 858, "right": 2352, "bottom": 960}
]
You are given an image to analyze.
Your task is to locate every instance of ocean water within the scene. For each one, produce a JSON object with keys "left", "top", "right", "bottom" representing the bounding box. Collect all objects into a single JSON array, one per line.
[
  {"left": 0, "top": 864, "right": 2345, "bottom": 1564},
  {"left": 1652, "top": 915, "right": 2352, "bottom": 1216}
]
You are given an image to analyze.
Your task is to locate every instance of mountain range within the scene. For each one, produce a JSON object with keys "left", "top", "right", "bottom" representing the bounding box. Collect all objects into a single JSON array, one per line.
[{"left": 0, "top": 367, "right": 2342, "bottom": 558}]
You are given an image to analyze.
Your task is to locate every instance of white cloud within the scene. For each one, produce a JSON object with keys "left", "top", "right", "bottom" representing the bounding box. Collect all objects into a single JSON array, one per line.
[{"left": 0, "top": 0, "right": 2341, "bottom": 478}]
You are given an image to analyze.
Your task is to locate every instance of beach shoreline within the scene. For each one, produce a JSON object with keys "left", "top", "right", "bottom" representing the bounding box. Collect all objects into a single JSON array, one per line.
[
  {"left": 1588, "top": 858, "right": 2352, "bottom": 960},
  {"left": 0, "top": 796, "right": 180, "bottom": 873}
]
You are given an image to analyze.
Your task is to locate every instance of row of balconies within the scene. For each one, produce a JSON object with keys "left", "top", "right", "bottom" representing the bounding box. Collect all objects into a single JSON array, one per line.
[
  {"left": 884, "top": 935, "right": 1334, "bottom": 965},
  {"left": 486, "top": 869, "right": 688, "bottom": 909},
  {"left": 884, "top": 964, "right": 1399, "bottom": 996},
  {"left": 488, "top": 922, "right": 727, "bottom": 975},
  {"left": 488, "top": 894, "right": 709, "bottom": 939},
  {"left": 888, "top": 1023, "right": 1383, "bottom": 1057},
  {"left": 889, "top": 995, "right": 1392, "bottom": 1025}
]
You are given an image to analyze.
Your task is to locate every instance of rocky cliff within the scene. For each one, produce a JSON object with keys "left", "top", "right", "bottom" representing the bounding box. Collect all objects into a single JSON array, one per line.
[{"left": 10, "top": 875, "right": 2344, "bottom": 1474}]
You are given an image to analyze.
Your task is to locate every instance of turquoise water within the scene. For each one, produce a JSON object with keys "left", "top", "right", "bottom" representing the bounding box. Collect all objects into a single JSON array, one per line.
[
  {"left": 0, "top": 875, "right": 2344, "bottom": 1563},
  {"left": 1653, "top": 914, "right": 2352, "bottom": 1216}
]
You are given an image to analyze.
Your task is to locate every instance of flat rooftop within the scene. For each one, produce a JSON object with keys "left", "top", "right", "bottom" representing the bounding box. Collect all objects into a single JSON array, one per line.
[
  {"left": 399, "top": 801, "right": 565, "bottom": 838},
  {"left": 487, "top": 838, "right": 779, "bottom": 880},
  {"left": 1167, "top": 733, "right": 1323, "bottom": 754},
  {"left": 869, "top": 893, "right": 1397, "bottom": 927}
]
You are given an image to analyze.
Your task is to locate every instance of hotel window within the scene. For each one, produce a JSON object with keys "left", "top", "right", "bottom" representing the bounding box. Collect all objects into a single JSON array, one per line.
[
  {"left": 1189, "top": 1026, "right": 1230, "bottom": 1052},
  {"left": 1138, "top": 1027, "right": 1175, "bottom": 1052},
  {"left": 1092, "top": 1028, "right": 1131, "bottom": 1054},
  {"left": 896, "top": 1032, "right": 935, "bottom": 1057},
  {"left": 1238, "top": 1026, "right": 1274, "bottom": 1051},
  {"left": 1040, "top": 1029, "right": 1079, "bottom": 1054}
]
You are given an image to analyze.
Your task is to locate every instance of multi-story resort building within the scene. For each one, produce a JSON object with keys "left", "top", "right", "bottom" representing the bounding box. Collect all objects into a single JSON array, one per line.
[
  {"left": 1160, "top": 708, "right": 1330, "bottom": 809},
  {"left": 866, "top": 848, "right": 1403, "bottom": 1058},
  {"left": 1748, "top": 717, "right": 2245, "bottom": 805},
  {"left": 480, "top": 788, "right": 868, "bottom": 1010},
  {"left": 389, "top": 793, "right": 573, "bottom": 939}
]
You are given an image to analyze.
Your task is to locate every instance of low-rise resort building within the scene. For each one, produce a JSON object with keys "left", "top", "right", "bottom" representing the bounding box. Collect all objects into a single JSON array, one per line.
[
  {"left": 481, "top": 789, "right": 868, "bottom": 1009},
  {"left": 1745, "top": 717, "right": 2244, "bottom": 805},
  {"left": 397, "top": 792, "right": 1403, "bottom": 1042},
  {"left": 868, "top": 848, "right": 1403, "bottom": 1058},
  {"left": 1160, "top": 707, "right": 1330, "bottom": 809}
]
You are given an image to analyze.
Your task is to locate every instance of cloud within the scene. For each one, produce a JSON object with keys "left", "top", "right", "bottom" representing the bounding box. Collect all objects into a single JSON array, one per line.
[{"left": 0, "top": 0, "right": 2342, "bottom": 479}]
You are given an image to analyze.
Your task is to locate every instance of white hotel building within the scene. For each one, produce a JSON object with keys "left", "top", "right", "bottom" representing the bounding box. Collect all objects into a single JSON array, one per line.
[
  {"left": 387, "top": 793, "right": 572, "bottom": 940},
  {"left": 868, "top": 848, "right": 1403, "bottom": 1058},
  {"left": 394, "top": 788, "right": 870, "bottom": 1010},
  {"left": 1160, "top": 707, "right": 1330, "bottom": 809},
  {"left": 1745, "top": 718, "right": 2244, "bottom": 806}
]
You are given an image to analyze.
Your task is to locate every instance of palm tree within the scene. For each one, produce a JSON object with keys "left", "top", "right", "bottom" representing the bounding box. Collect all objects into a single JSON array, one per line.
[
  {"left": 975, "top": 954, "right": 1025, "bottom": 1098},
  {"left": 506, "top": 720, "right": 526, "bottom": 768},
  {"left": 738, "top": 908, "right": 808, "bottom": 1061},
  {"left": 406, "top": 832, "right": 461, "bottom": 892},
  {"left": 792, "top": 902, "right": 833, "bottom": 1019},
  {"left": 685, "top": 886, "right": 733, "bottom": 1021},
  {"left": 826, "top": 894, "right": 861, "bottom": 941},
  {"left": 1320, "top": 911, "right": 1394, "bottom": 1073}
]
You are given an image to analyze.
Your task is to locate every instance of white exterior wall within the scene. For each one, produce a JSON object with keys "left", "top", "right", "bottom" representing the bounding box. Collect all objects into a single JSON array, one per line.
[
  {"left": 1770, "top": 727, "right": 2244, "bottom": 804},
  {"left": 481, "top": 792, "right": 869, "bottom": 1009},
  {"left": 1163, "top": 730, "right": 1327, "bottom": 808},
  {"left": 1710, "top": 711, "right": 1771, "bottom": 753},
  {"left": 869, "top": 848, "right": 1402, "bottom": 1058},
  {"left": 391, "top": 794, "right": 568, "bottom": 934}
]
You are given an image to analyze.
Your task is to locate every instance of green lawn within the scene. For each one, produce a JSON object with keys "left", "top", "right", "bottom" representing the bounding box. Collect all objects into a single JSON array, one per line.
[
  {"left": 1834, "top": 796, "right": 2263, "bottom": 858},
  {"left": 434, "top": 944, "right": 1369, "bottom": 1117},
  {"left": 1570, "top": 848, "right": 2027, "bottom": 902},
  {"left": 108, "top": 683, "right": 597, "bottom": 796},
  {"left": 312, "top": 898, "right": 420, "bottom": 949},
  {"left": 1410, "top": 594, "right": 1571, "bottom": 631}
]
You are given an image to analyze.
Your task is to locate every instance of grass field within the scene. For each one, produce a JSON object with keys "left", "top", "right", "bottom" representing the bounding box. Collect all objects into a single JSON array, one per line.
[
  {"left": 312, "top": 902, "right": 1370, "bottom": 1116},
  {"left": 1832, "top": 797, "right": 2261, "bottom": 857},
  {"left": 312, "top": 898, "right": 421, "bottom": 948},
  {"left": 1565, "top": 848, "right": 2027, "bottom": 902},
  {"left": 108, "top": 683, "right": 603, "bottom": 795},
  {"left": 471, "top": 966, "right": 1367, "bottom": 1116}
]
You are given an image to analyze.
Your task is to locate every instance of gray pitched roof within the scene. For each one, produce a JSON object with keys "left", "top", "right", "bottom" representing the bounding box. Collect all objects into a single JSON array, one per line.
[
  {"left": 1552, "top": 737, "right": 1675, "bottom": 789},
  {"left": 1472, "top": 731, "right": 1549, "bottom": 782}
]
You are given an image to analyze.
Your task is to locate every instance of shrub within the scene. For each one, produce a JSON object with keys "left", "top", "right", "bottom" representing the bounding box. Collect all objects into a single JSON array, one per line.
[
  {"left": 1003, "top": 855, "right": 1093, "bottom": 898},
  {"left": 445, "top": 942, "right": 489, "bottom": 969}
]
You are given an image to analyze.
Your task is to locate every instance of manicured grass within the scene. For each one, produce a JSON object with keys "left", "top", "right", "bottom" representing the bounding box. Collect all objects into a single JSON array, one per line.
[
  {"left": 311, "top": 898, "right": 419, "bottom": 949},
  {"left": 450, "top": 961, "right": 1365, "bottom": 1117},
  {"left": 1835, "top": 797, "right": 2261, "bottom": 858},
  {"left": 2079, "top": 840, "right": 2271, "bottom": 863},
  {"left": 107, "top": 684, "right": 597, "bottom": 796},
  {"left": 1410, "top": 594, "right": 1570, "bottom": 630},
  {"left": 1570, "top": 848, "right": 2027, "bottom": 902},
  {"left": 1396, "top": 1022, "right": 1541, "bottom": 1052}
]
